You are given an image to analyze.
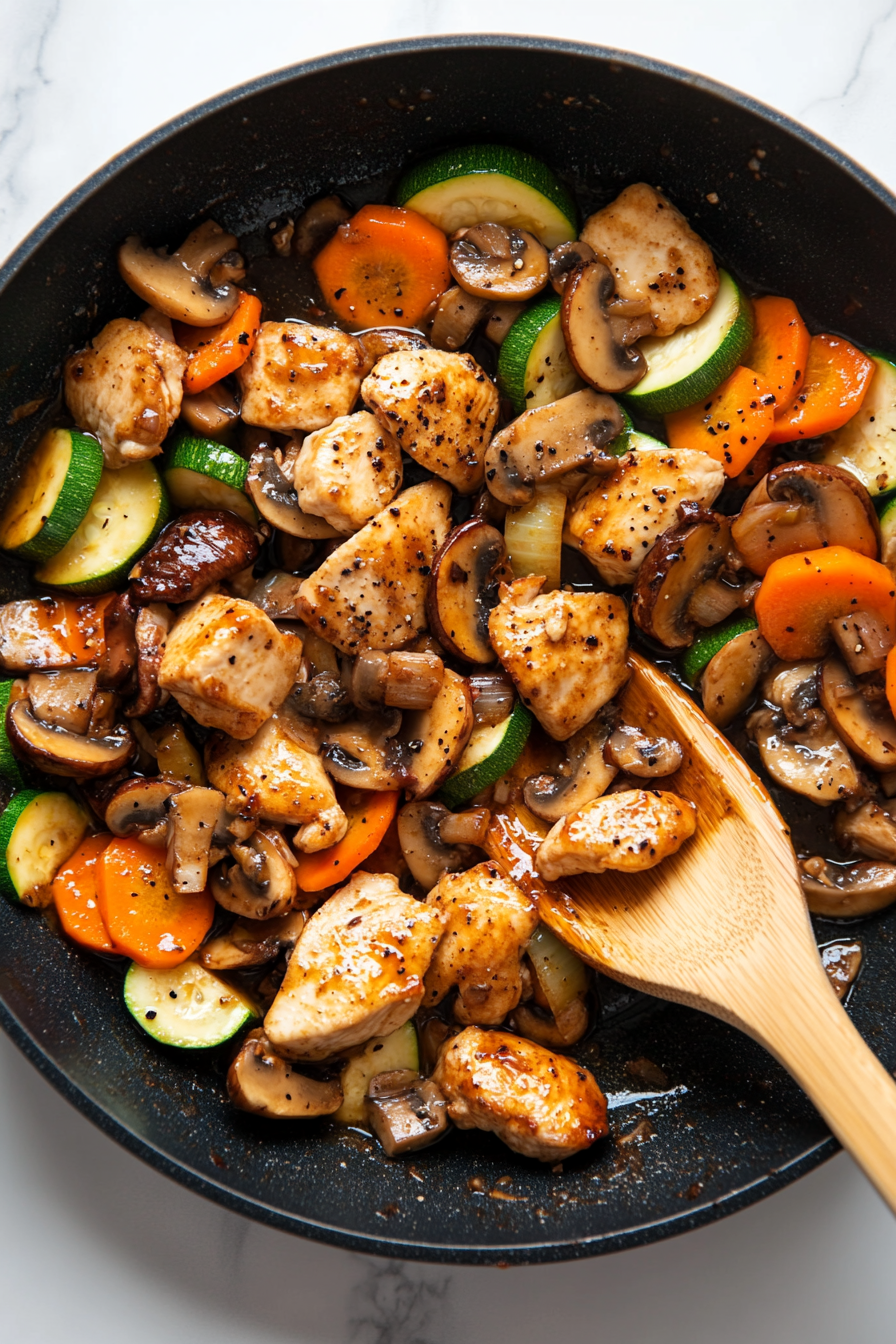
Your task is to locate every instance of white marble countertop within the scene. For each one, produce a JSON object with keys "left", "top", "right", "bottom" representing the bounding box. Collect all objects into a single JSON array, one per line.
[{"left": 2, "top": 2, "right": 896, "bottom": 1340}]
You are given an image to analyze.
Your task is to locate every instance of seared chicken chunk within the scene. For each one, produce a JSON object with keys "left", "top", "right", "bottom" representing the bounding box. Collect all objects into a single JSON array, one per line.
[
  {"left": 489, "top": 576, "right": 629, "bottom": 740},
  {"left": 205, "top": 704, "right": 346, "bottom": 851},
  {"left": 433, "top": 1027, "right": 608, "bottom": 1161},
  {"left": 159, "top": 593, "right": 304, "bottom": 739},
  {"left": 237, "top": 321, "right": 366, "bottom": 432},
  {"left": 362, "top": 348, "right": 498, "bottom": 494},
  {"left": 536, "top": 788, "right": 697, "bottom": 881},
  {"left": 297, "top": 480, "right": 452, "bottom": 654},
  {"left": 565, "top": 448, "right": 725, "bottom": 586},
  {"left": 295, "top": 411, "right": 403, "bottom": 534},
  {"left": 264, "top": 870, "right": 444, "bottom": 1059},
  {"left": 64, "top": 317, "right": 187, "bottom": 469},
  {"left": 580, "top": 183, "right": 719, "bottom": 336},
  {"left": 424, "top": 862, "right": 538, "bottom": 1024}
]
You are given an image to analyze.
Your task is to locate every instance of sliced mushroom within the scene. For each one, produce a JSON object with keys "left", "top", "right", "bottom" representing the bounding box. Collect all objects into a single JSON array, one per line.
[
  {"left": 291, "top": 672, "right": 353, "bottom": 723},
  {"left": 834, "top": 797, "right": 896, "bottom": 861},
  {"left": 99, "top": 592, "right": 138, "bottom": 689},
  {"left": 348, "top": 650, "right": 445, "bottom": 712},
  {"left": 561, "top": 260, "right": 654, "bottom": 394},
  {"left": 686, "top": 574, "right": 760, "bottom": 629},
  {"left": 429, "top": 287, "right": 492, "bottom": 351},
  {"left": 210, "top": 826, "right": 298, "bottom": 919},
  {"left": 125, "top": 604, "right": 172, "bottom": 718},
  {"left": 484, "top": 302, "right": 525, "bottom": 345},
  {"left": 104, "top": 775, "right": 187, "bottom": 846},
  {"left": 292, "top": 195, "right": 352, "bottom": 260},
  {"left": 427, "top": 519, "right": 510, "bottom": 662},
  {"left": 449, "top": 222, "right": 549, "bottom": 300},
  {"left": 364, "top": 1069, "right": 450, "bottom": 1156},
  {"left": 166, "top": 785, "right": 227, "bottom": 894},
  {"left": 699, "top": 629, "right": 776, "bottom": 729},
  {"left": 118, "top": 221, "right": 241, "bottom": 326},
  {"left": 401, "top": 669, "right": 474, "bottom": 800},
  {"left": 549, "top": 239, "right": 597, "bottom": 294},
  {"left": 818, "top": 657, "right": 896, "bottom": 770},
  {"left": 469, "top": 671, "right": 516, "bottom": 726},
  {"left": 605, "top": 723, "right": 684, "bottom": 776},
  {"left": 632, "top": 505, "right": 733, "bottom": 649},
  {"left": 746, "top": 706, "right": 860, "bottom": 805},
  {"left": 180, "top": 381, "right": 239, "bottom": 440},
  {"left": 820, "top": 939, "right": 864, "bottom": 998},
  {"left": 484, "top": 388, "right": 623, "bottom": 507},
  {"left": 320, "top": 709, "right": 409, "bottom": 790},
  {"left": 397, "top": 800, "right": 489, "bottom": 890},
  {"left": 245, "top": 571, "right": 305, "bottom": 620},
  {"left": 509, "top": 997, "right": 589, "bottom": 1048},
  {"left": 246, "top": 446, "right": 340, "bottom": 538},
  {"left": 730, "top": 461, "right": 880, "bottom": 576},
  {"left": 762, "top": 659, "right": 821, "bottom": 727},
  {"left": 829, "top": 610, "right": 895, "bottom": 677},
  {"left": 7, "top": 697, "right": 134, "bottom": 778},
  {"left": 200, "top": 909, "right": 307, "bottom": 971},
  {"left": 523, "top": 711, "right": 618, "bottom": 823},
  {"left": 25, "top": 670, "right": 98, "bottom": 735},
  {"left": 129, "top": 511, "right": 260, "bottom": 605},
  {"left": 227, "top": 1028, "right": 343, "bottom": 1118},
  {"left": 800, "top": 855, "right": 896, "bottom": 917}
]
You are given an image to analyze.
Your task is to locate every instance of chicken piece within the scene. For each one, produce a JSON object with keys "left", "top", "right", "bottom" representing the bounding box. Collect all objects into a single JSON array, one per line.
[
  {"left": 580, "top": 183, "right": 719, "bottom": 336},
  {"left": 205, "top": 703, "right": 346, "bottom": 851},
  {"left": 433, "top": 1026, "right": 608, "bottom": 1161},
  {"left": 424, "top": 862, "right": 538, "bottom": 1025},
  {"left": 362, "top": 348, "right": 498, "bottom": 494},
  {"left": 565, "top": 449, "right": 725, "bottom": 587},
  {"left": 159, "top": 593, "right": 304, "bottom": 739},
  {"left": 264, "top": 870, "right": 444, "bottom": 1060},
  {"left": 294, "top": 411, "right": 403, "bottom": 534},
  {"left": 64, "top": 318, "right": 187, "bottom": 469},
  {"left": 536, "top": 788, "right": 697, "bottom": 881},
  {"left": 297, "top": 480, "right": 452, "bottom": 655},
  {"left": 236, "top": 321, "right": 366, "bottom": 432},
  {"left": 489, "top": 576, "right": 629, "bottom": 741}
]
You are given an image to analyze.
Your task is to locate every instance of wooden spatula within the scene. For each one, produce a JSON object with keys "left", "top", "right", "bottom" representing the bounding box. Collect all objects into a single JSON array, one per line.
[{"left": 495, "top": 651, "right": 896, "bottom": 1212}]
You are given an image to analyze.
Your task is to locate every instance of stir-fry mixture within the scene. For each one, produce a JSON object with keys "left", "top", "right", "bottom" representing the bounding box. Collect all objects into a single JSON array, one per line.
[{"left": 0, "top": 144, "right": 890, "bottom": 1162}]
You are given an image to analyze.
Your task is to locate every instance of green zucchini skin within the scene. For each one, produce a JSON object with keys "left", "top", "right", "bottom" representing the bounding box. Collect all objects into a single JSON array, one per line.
[
  {"left": 0, "top": 428, "right": 103, "bottom": 563},
  {"left": 439, "top": 702, "right": 532, "bottom": 809}
]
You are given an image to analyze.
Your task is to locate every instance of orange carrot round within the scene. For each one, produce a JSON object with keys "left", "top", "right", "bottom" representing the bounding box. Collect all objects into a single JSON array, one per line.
[
  {"left": 96, "top": 837, "right": 214, "bottom": 969},
  {"left": 52, "top": 832, "right": 116, "bottom": 953},
  {"left": 755, "top": 545, "right": 896, "bottom": 660},
  {"left": 313, "top": 204, "right": 450, "bottom": 329},
  {"left": 767, "top": 334, "right": 874, "bottom": 444},
  {"left": 177, "top": 290, "right": 262, "bottom": 395},
  {"left": 746, "top": 296, "right": 810, "bottom": 417},
  {"left": 665, "top": 365, "right": 777, "bottom": 476},
  {"left": 887, "top": 646, "right": 896, "bottom": 722},
  {"left": 294, "top": 790, "right": 400, "bottom": 893}
]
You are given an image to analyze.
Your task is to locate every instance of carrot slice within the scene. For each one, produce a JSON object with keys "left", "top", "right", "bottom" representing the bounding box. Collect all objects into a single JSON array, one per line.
[
  {"left": 767, "top": 334, "right": 874, "bottom": 445},
  {"left": 96, "top": 837, "right": 215, "bottom": 969},
  {"left": 52, "top": 832, "right": 116, "bottom": 953},
  {"left": 177, "top": 290, "right": 262, "bottom": 396},
  {"left": 665, "top": 365, "right": 777, "bottom": 476},
  {"left": 755, "top": 545, "right": 896, "bottom": 660},
  {"left": 313, "top": 204, "right": 450, "bottom": 329},
  {"left": 886, "top": 646, "right": 896, "bottom": 722},
  {"left": 746, "top": 296, "right": 810, "bottom": 418},
  {"left": 294, "top": 790, "right": 400, "bottom": 893}
]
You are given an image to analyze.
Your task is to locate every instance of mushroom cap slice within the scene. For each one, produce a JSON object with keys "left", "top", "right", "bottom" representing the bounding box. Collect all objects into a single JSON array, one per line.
[
  {"left": 166, "top": 785, "right": 226, "bottom": 895},
  {"left": 801, "top": 856, "right": 896, "bottom": 918},
  {"left": 427, "top": 519, "right": 510, "bottom": 663},
  {"left": 7, "top": 697, "right": 135, "bottom": 778},
  {"left": 200, "top": 910, "right": 307, "bottom": 970},
  {"left": 210, "top": 827, "right": 298, "bottom": 920},
  {"left": 118, "top": 222, "right": 240, "bottom": 327},
  {"left": 484, "top": 388, "right": 623, "bottom": 507},
  {"left": 746, "top": 705, "right": 860, "bottom": 806},
  {"left": 549, "top": 240, "right": 597, "bottom": 294},
  {"left": 129, "top": 510, "right": 260, "bottom": 605},
  {"left": 397, "top": 800, "right": 484, "bottom": 890},
  {"left": 365, "top": 1070, "right": 450, "bottom": 1155},
  {"left": 449, "top": 223, "right": 549, "bottom": 301},
  {"left": 105, "top": 774, "right": 187, "bottom": 845},
  {"left": 26, "top": 669, "right": 98, "bottom": 735},
  {"left": 523, "top": 711, "right": 618, "bottom": 823},
  {"left": 320, "top": 709, "right": 409, "bottom": 790},
  {"left": 604, "top": 723, "right": 685, "bottom": 776},
  {"left": 819, "top": 657, "right": 896, "bottom": 770},
  {"left": 561, "top": 259, "right": 652, "bottom": 394},
  {"left": 632, "top": 505, "right": 733, "bottom": 650},
  {"left": 830, "top": 610, "right": 894, "bottom": 677},
  {"left": 509, "top": 997, "right": 589, "bottom": 1048},
  {"left": 833, "top": 797, "right": 896, "bottom": 861},
  {"left": 429, "top": 287, "right": 492, "bottom": 351},
  {"left": 762, "top": 659, "right": 821, "bottom": 727},
  {"left": 227, "top": 1029, "right": 343, "bottom": 1118},
  {"left": 401, "top": 669, "right": 475, "bottom": 800},
  {"left": 698, "top": 629, "right": 775, "bottom": 729},
  {"left": 246, "top": 447, "right": 340, "bottom": 538}
]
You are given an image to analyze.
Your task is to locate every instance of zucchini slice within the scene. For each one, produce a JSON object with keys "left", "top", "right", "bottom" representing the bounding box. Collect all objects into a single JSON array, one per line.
[
  {"left": 680, "top": 612, "right": 759, "bottom": 688},
  {"left": 817, "top": 352, "right": 896, "bottom": 495},
  {"left": 396, "top": 144, "right": 577, "bottom": 249},
  {"left": 624, "top": 271, "right": 753, "bottom": 418},
  {"left": 334, "top": 1020, "right": 420, "bottom": 1125},
  {"left": 0, "top": 428, "right": 103, "bottom": 562},
  {"left": 35, "top": 461, "right": 169, "bottom": 594},
  {"left": 165, "top": 436, "right": 257, "bottom": 525},
  {"left": 124, "top": 959, "right": 258, "bottom": 1049},
  {"left": 879, "top": 492, "right": 896, "bottom": 575},
  {"left": 0, "top": 790, "right": 89, "bottom": 903},
  {"left": 0, "top": 681, "right": 24, "bottom": 785},
  {"left": 439, "top": 700, "right": 532, "bottom": 809},
  {"left": 497, "top": 295, "right": 583, "bottom": 414}
]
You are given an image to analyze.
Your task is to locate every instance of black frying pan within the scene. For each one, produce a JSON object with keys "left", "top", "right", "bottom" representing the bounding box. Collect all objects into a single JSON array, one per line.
[{"left": 2, "top": 36, "right": 895, "bottom": 1265}]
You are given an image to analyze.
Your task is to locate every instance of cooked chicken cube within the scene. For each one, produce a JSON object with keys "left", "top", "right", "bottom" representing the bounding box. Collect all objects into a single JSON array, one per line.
[
  {"left": 536, "top": 788, "right": 698, "bottom": 881},
  {"left": 159, "top": 593, "right": 304, "bottom": 739},
  {"left": 237, "top": 321, "right": 367, "bottom": 433},
  {"left": 205, "top": 704, "right": 346, "bottom": 851},
  {"left": 580, "top": 183, "right": 719, "bottom": 336},
  {"left": 264, "top": 870, "right": 444, "bottom": 1059},
  {"left": 294, "top": 411, "right": 403, "bottom": 534},
  {"left": 297, "top": 480, "right": 452, "bottom": 655},
  {"left": 424, "top": 862, "right": 538, "bottom": 1024},
  {"left": 565, "top": 448, "right": 725, "bottom": 586},
  {"left": 489, "top": 576, "right": 629, "bottom": 740},
  {"left": 64, "top": 317, "right": 187, "bottom": 469},
  {"left": 362, "top": 348, "right": 498, "bottom": 494},
  {"left": 433, "top": 1026, "right": 608, "bottom": 1161}
]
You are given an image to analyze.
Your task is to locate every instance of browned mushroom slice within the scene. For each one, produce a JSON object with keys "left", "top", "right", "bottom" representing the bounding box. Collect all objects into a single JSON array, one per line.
[
  {"left": 818, "top": 657, "right": 896, "bottom": 770},
  {"left": 166, "top": 785, "right": 227, "bottom": 894},
  {"left": 509, "top": 997, "right": 589, "bottom": 1048},
  {"left": 746, "top": 706, "right": 859, "bottom": 805},
  {"left": 800, "top": 856, "right": 896, "bottom": 918},
  {"left": 468, "top": 671, "right": 516, "bottom": 726},
  {"left": 245, "top": 571, "right": 305, "bottom": 620},
  {"left": 349, "top": 650, "right": 445, "bottom": 712},
  {"left": 246, "top": 447, "right": 340, "bottom": 538},
  {"left": 200, "top": 909, "right": 307, "bottom": 971},
  {"left": 129, "top": 511, "right": 260, "bottom": 605},
  {"left": 320, "top": 710, "right": 409, "bottom": 790},
  {"left": 730, "top": 461, "right": 880, "bottom": 576},
  {"left": 561, "top": 260, "right": 654, "bottom": 394},
  {"left": 99, "top": 592, "right": 138, "bottom": 689},
  {"left": 484, "top": 388, "right": 623, "bottom": 507},
  {"left": 357, "top": 327, "right": 431, "bottom": 365},
  {"left": 549, "top": 239, "right": 597, "bottom": 294},
  {"left": 25, "top": 670, "right": 98, "bottom": 735},
  {"left": 105, "top": 775, "right": 187, "bottom": 846},
  {"left": 397, "top": 800, "right": 489, "bottom": 890},
  {"left": 429, "top": 287, "right": 492, "bottom": 351},
  {"left": 523, "top": 711, "right": 618, "bottom": 823},
  {"left": 292, "top": 195, "right": 352, "bottom": 260},
  {"left": 7, "top": 697, "right": 134, "bottom": 778},
  {"left": 762, "top": 660, "right": 821, "bottom": 727},
  {"left": 364, "top": 1069, "right": 450, "bottom": 1156},
  {"left": 819, "top": 938, "right": 864, "bottom": 998},
  {"left": 427, "top": 520, "right": 510, "bottom": 663},
  {"left": 685, "top": 574, "right": 760, "bottom": 629},
  {"left": 291, "top": 672, "right": 353, "bottom": 723},
  {"left": 605, "top": 723, "right": 684, "bottom": 776},
  {"left": 180, "top": 381, "right": 240, "bottom": 440},
  {"left": 449, "top": 223, "right": 549, "bottom": 301},
  {"left": 829, "top": 610, "right": 895, "bottom": 677},
  {"left": 698, "top": 629, "right": 775, "bottom": 729},
  {"left": 833, "top": 797, "right": 896, "bottom": 861},
  {"left": 401, "top": 669, "right": 474, "bottom": 800},
  {"left": 632, "top": 505, "right": 733, "bottom": 649},
  {"left": 118, "top": 221, "right": 241, "bottom": 326},
  {"left": 125, "top": 604, "right": 172, "bottom": 718},
  {"left": 228, "top": 1028, "right": 343, "bottom": 1118},
  {"left": 210, "top": 826, "right": 298, "bottom": 919},
  {"left": 484, "top": 302, "right": 525, "bottom": 345}
]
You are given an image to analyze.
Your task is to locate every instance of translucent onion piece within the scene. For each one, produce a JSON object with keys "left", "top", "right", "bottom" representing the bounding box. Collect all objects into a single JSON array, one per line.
[
  {"left": 504, "top": 486, "right": 567, "bottom": 592},
  {"left": 526, "top": 922, "right": 589, "bottom": 1017}
]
